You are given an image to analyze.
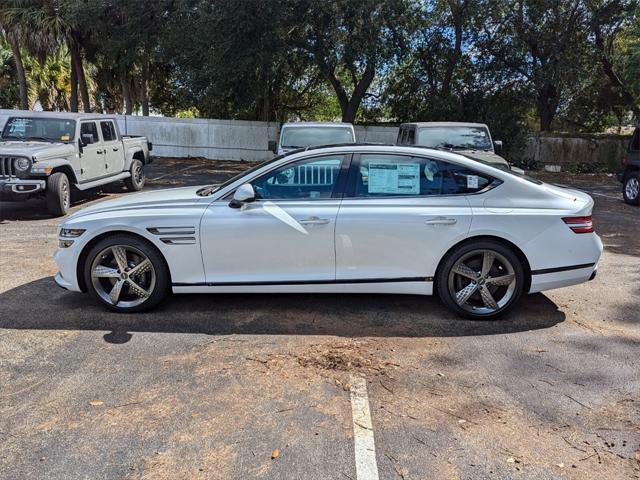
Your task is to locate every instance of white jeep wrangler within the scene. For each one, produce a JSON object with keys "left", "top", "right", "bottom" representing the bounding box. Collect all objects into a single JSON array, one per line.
[{"left": 0, "top": 113, "right": 152, "bottom": 216}]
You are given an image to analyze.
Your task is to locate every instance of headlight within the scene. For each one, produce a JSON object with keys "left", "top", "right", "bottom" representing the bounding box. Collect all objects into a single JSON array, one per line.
[
  {"left": 60, "top": 228, "right": 85, "bottom": 238},
  {"left": 15, "top": 157, "right": 30, "bottom": 171}
]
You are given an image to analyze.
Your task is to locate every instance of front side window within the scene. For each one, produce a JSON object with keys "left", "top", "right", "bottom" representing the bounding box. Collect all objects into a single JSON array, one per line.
[
  {"left": 349, "top": 154, "right": 497, "bottom": 198},
  {"left": 416, "top": 126, "right": 492, "bottom": 151},
  {"left": 80, "top": 122, "right": 99, "bottom": 144},
  {"left": 100, "top": 121, "right": 117, "bottom": 141},
  {"left": 280, "top": 127, "right": 354, "bottom": 149},
  {"left": 1, "top": 117, "right": 76, "bottom": 142},
  {"left": 252, "top": 155, "right": 346, "bottom": 200}
]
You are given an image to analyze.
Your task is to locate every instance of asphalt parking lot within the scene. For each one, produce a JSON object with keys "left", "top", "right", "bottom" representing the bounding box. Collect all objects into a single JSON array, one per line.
[{"left": 1, "top": 158, "right": 639, "bottom": 480}]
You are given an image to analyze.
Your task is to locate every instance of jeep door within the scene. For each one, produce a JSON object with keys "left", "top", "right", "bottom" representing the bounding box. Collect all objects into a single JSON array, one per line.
[
  {"left": 79, "top": 121, "right": 106, "bottom": 181},
  {"left": 100, "top": 120, "right": 125, "bottom": 175}
]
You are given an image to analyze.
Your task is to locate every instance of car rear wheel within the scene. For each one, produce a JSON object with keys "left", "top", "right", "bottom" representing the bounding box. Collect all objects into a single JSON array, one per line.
[
  {"left": 437, "top": 240, "right": 525, "bottom": 319},
  {"left": 124, "top": 159, "right": 145, "bottom": 191},
  {"left": 83, "top": 234, "right": 169, "bottom": 312},
  {"left": 623, "top": 172, "right": 640, "bottom": 205}
]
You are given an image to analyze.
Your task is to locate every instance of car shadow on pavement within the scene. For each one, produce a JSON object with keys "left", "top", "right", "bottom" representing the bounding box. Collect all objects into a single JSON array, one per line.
[{"left": 0, "top": 277, "right": 565, "bottom": 343}]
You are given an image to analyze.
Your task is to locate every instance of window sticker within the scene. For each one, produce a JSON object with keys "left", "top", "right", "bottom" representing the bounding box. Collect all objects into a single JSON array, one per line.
[
  {"left": 368, "top": 162, "right": 420, "bottom": 194},
  {"left": 60, "top": 135, "right": 70, "bottom": 141},
  {"left": 467, "top": 174, "right": 479, "bottom": 189}
]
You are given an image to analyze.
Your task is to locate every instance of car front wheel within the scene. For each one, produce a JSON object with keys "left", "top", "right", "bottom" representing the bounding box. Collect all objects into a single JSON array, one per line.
[
  {"left": 83, "top": 234, "right": 169, "bottom": 312},
  {"left": 437, "top": 240, "right": 525, "bottom": 319},
  {"left": 623, "top": 172, "right": 640, "bottom": 205}
]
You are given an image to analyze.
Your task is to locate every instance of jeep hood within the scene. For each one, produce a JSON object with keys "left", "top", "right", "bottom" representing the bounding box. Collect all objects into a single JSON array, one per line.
[
  {"left": 0, "top": 141, "right": 75, "bottom": 159},
  {"left": 456, "top": 150, "right": 509, "bottom": 167},
  {"left": 67, "top": 186, "right": 208, "bottom": 220}
]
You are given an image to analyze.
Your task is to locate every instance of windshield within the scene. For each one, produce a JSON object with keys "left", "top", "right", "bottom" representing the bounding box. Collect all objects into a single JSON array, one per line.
[
  {"left": 417, "top": 126, "right": 492, "bottom": 151},
  {"left": 1, "top": 117, "right": 76, "bottom": 142},
  {"left": 281, "top": 126, "right": 354, "bottom": 149}
]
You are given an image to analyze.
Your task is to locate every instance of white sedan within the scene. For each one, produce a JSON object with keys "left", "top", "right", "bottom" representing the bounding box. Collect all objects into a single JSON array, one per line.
[{"left": 54, "top": 145, "right": 602, "bottom": 319}]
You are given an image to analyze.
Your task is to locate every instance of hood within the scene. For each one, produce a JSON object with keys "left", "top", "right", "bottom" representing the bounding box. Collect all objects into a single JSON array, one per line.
[
  {"left": 456, "top": 150, "right": 509, "bottom": 167},
  {"left": 67, "top": 186, "right": 207, "bottom": 220},
  {"left": 0, "top": 141, "right": 75, "bottom": 159}
]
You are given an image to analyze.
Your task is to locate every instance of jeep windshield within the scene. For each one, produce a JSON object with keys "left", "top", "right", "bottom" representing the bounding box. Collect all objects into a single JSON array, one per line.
[
  {"left": 281, "top": 126, "right": 354, "bottom": 149},
  {"left": 417, "top": 126, "right": 492, "bottom": 151},
  {"left": 1, "top": 117, "right": 76, "bottom": 143}
]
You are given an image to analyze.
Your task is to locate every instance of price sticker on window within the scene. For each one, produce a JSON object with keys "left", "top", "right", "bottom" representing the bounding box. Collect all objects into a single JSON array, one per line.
[{"left": 467, "top": 175, "right": 479, "bottom": 189}]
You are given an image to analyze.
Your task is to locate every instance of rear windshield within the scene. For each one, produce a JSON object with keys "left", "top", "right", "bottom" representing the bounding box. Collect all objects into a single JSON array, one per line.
[
  {"left": 417, "top": 126, "right": 492, "bottom": 151},
  {"left": 281, "top": 127, "right": 354, "bottom": 149}
]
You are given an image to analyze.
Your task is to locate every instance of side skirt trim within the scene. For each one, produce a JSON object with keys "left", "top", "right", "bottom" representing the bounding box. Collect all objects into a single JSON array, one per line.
[
  {"left": 531, "top": 263, "right": 595, "bottom": 275},
  {"left": 173, "top": 276, "right": 433, "bottom": 287}
]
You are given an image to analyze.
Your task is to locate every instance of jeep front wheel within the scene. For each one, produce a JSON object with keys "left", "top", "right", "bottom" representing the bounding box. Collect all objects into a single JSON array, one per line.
[{"left": 46, "top": 172, "right": 70, "bottom": 216}]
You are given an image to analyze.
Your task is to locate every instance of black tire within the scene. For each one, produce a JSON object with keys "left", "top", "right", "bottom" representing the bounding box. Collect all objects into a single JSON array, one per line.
[
  {"left": 622, "top": 172, "right": 640, "bottom": 206},
  {"left": 83, "top": 234, "right": 170, "bottom": 312},
  {"left": 124, "top": 159, "right": 145, "bottom": 191},
  {"left": 436, "top": 239, "right": 525, "bottom": 320},
  {"left": 46, "top": 172, "right": 70, "bottom": 216}
]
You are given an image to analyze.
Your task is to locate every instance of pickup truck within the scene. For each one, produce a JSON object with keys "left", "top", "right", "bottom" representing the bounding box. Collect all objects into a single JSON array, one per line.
[
  {"left": 0, "top": 113, "right": 152, "bottom": 216},
  {"left": 618, "top": 125, "right": 639, "bottom": 205},
  {"left": 397, "top": 122, "right": 523, "bottom": 172},
  {"left": 268, "top": 122, "right": 355, "bottom": 155}
]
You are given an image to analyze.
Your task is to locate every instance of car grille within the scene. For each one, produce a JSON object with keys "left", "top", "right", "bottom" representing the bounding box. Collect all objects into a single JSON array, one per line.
[{"left": 0, "top": 156, "right": 21, "bottom": 178}]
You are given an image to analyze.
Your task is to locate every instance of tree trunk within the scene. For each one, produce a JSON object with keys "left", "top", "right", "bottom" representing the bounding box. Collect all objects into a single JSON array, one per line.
[
  {"left": 537, "top": 84, "right": 557, "bottom": 131},
  {"left": 325, "top": 62, "right": 376, "bottom": 123},
  {"left": 442, "top": 0, "right": 465, "bottom": 98},
  {"left": 7, "top": 31, "right": 28, "bottom": 110},
  {"left": 69, "top": 54, "right": 78, "bottom": 112},
  {"left": 69, "top": 37, "right": 90, "bottom": 112},
  {"left": 122, "top": 77, "right": 133, "bottom": 115},
  {"left": 141, "top": 60, "right": 150, "bottom": 116}
]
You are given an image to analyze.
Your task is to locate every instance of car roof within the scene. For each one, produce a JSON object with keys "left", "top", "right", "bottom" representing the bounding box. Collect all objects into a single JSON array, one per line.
[
  {"left": 5, "top": 111, "right": 117, "bottom": 121},
  {"left": 401, "top": 122, "right": 489, "bottom": 129},
  {"left": 281, "top": 122, "right": 354, "bottom": 128}
]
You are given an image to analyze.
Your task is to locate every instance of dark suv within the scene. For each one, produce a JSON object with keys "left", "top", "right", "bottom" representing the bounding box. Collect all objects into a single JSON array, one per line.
[{"left": 619, "top": 126, "right": 640, "bottom": 205}]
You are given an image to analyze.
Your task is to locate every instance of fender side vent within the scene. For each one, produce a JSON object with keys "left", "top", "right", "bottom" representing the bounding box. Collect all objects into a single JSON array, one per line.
[
  {"left": 147, "top": 226, "right": 195, "bottom": 236},
  {"left": 160, "top": 237, "right": 196, "bottom": 245}
]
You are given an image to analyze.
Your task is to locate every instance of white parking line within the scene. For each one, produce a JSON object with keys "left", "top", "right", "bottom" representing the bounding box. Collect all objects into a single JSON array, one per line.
[{"left": 350, "top": 375, "right": 380, "bottom": 480}]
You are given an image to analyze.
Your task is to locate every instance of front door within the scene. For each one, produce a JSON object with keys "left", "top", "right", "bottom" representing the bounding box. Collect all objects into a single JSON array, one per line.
[
  {"left": 335, "top": 153, "right": 492, "bottom": 281},
  {"left": 79, "top": 121, "right": 105, "bottom": 181},
  {"left": 200, "top": 154, "right": 349, "bottom": 284}
]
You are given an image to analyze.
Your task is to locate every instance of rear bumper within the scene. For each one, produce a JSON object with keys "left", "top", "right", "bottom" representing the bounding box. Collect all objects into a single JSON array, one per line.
[{"left": 0, "top": 178, "right": 46, "bottom": 199}]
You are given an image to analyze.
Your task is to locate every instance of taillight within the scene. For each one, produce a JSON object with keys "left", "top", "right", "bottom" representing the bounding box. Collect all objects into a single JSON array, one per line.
[
  {"left": 562, "top": 216, "right": 594, "bottom": 233},
  {"left": 622, "top": 155, "right": 629, "bottom": 166}
]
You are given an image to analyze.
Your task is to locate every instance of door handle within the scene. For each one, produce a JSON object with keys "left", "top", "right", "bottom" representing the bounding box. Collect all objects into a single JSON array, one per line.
[
  {"left": 299, "top": 217, "right": 330, "bottom": 225},
  {"left": 112, "top": 147, "right": 119, "bottom": 151},
  {"left": 425, "top": 217, "right": 457, "bottom": 225},
  {"left": 96, "top": 149, "right": 104, "bottom": 154}
]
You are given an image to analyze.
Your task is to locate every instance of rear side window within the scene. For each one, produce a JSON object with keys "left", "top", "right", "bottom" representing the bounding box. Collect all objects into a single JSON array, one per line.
[
  {"left": 348, "top": 154, "right": 498, "bottom": 197},
  {"left": 80, "top": 122, "right": 99, "bottom": 144},
  {"left": 100, "top": 121, "right": 117, "bottom": 141},
  {"left": 630, "top": 128, "right": 640, "bottom": 151},
  {"left": 407, "top": 128, "right": 415, "bottom": 144}
]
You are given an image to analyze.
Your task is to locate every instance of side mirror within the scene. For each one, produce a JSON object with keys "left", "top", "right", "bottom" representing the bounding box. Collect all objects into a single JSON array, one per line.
[
  {"left": 493, "top": 140, "right": 503, "bottom": 155},
  {"left": 229, "top": 183, "right": 256, "bottom": 208},
  {"left": 81, "top": 133, "right": 94, "bottom": 146},
  {"left": 268, "top": 140, "right": 277, "bottom": 154}
]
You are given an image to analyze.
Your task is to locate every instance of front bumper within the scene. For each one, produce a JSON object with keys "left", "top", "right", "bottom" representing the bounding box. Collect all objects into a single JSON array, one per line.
[
  {"left": 0, "top": 178, "right": 46, "bottom": 199},
  {"left": 53, "top": 246, "right": 83, "bottom": 292}
]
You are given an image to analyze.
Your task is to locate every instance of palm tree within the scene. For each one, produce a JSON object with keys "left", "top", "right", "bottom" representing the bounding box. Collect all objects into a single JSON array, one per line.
[
  {"left": 0, "top": 11, "right": 29, "bottom": 109},
  {"left": 6, "top": 0, "right": 91, "bottom": 112}
]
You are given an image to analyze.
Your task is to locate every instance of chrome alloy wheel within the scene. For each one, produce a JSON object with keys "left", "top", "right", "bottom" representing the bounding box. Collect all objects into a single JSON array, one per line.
[
  {"left": 625, "top": 177, "right": 639, "bottom": 200},
  {"left": 90, "top": 245, "right": 156, "bottom": 308},
  {"left": 62, "top": 179, "right": 70, "bottom": 209},
  {"left": 447, "top": 249, "right": 517, "bottom": 315}
]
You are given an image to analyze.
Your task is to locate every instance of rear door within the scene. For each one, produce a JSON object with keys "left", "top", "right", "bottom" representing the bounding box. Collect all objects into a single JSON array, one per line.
[
  {"left": 78, "top": 121, "right": 105, "bottom": 181},
  {"left": 100, "top": 120, "right": 125, "bottom": 175},
  {"left": 335, "top": 153, "right": 490, "bottom": 282}
]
